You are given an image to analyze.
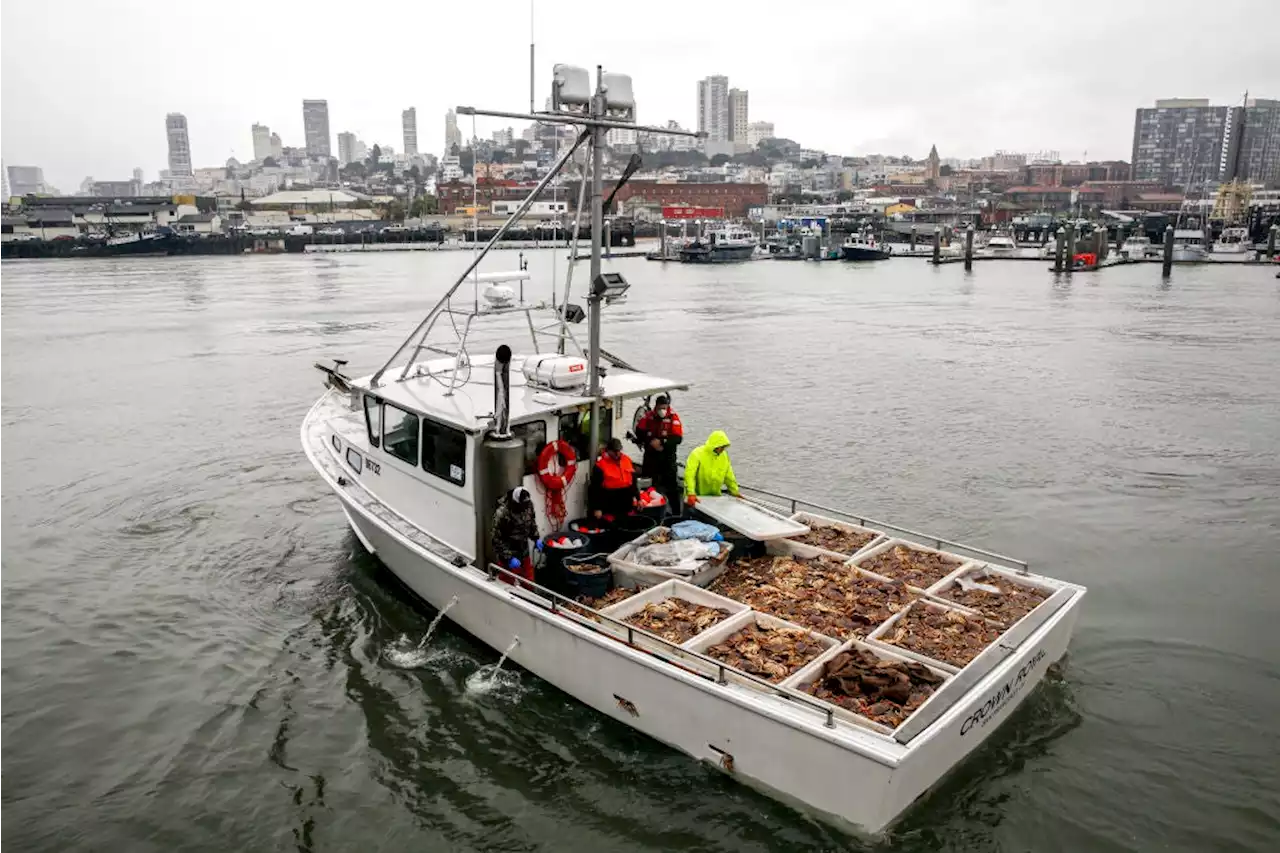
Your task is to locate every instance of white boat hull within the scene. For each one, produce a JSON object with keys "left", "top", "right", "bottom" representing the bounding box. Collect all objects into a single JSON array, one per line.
[{"left": 303, "top": 392, "right": 1085, "bottom": 836}]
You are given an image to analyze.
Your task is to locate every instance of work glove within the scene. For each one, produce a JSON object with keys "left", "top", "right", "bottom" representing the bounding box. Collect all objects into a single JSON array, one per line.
[
  {"left": 686, "top": 495, "right": 698, "bottom": 507},
  {"left": 535, "top": 538, "right": 545, "bottom": 552},
  {"left": 508, "top": 558, "right": 522, "bottom": 570}
]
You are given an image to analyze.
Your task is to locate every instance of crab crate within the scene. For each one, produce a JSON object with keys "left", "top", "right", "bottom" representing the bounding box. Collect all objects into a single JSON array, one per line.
[
  {"left": 865, "top": 598, "right": 1005, "bottom": 674},
  {"left": 683, "top": 610, "right": 840, "bottom": 690},
  {"left": 926, "top": 563, "right": 1062, "bottom": 629},
  {"left": 784, "top": 511, "right": 886, "bottom": 562},
  {"left": 780, "top": 636, "right": 954, "bottom": 735}
]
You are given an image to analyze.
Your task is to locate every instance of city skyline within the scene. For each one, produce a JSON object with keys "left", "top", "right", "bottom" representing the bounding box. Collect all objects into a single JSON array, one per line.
[{"left": 3, "top": 0, "right": 1278, "bottom": 192}]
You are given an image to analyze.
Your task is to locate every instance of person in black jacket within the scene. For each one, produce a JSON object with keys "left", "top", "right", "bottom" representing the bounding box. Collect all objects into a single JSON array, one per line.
[{"left": 491, "top": 487, "right": 537, "bottom": 582}]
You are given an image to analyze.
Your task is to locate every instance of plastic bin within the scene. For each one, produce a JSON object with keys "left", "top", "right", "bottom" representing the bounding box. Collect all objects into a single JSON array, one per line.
[
  {"left": 563, "top": 555, "right": 612, "bottom": 600},
  {"left": 540, "top": 529, "right": 593, "bottom": 594},
  {"left": 608, "top": 526, "right": 733, "bottom": 589}
]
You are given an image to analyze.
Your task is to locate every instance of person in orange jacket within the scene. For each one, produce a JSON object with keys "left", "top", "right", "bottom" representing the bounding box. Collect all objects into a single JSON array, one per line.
[{"left": 588, "top": 437, "right": 639, "bottom": 521}]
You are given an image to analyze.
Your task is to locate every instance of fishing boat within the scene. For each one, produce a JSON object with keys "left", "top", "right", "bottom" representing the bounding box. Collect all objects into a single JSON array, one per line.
[
  {"left": 1213, "top": 226, "right": 1251, "bottom": 255},
  {"left": 841, "top": 230, "right": 892, "bottom": 261},
  {"left": 679, "top": 225, "right": 758, "bottom": 263},
  {"left": 301, "top": 65, "right": 1086, "bottom": 837},
  {"left": 1172, "top": 229, "right": 1209, "bottom": 262}
]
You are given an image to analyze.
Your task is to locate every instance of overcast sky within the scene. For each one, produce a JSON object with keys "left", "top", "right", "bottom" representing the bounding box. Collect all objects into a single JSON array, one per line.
[{"left": 3, "top": 0, "right": 1278, "bottom": 192}]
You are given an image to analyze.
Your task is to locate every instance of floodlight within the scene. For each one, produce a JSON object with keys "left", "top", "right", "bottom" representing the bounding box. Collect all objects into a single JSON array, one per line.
[{"left": 592, "top": 272, "right": 630, "bottom": 300}]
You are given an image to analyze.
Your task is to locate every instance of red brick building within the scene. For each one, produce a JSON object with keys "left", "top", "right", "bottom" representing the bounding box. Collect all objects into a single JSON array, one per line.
[
  {"left": 612, "top": 181, "right": 767, "bottom": 218},
  {"left": 1003, "top": 185, "right": 1106, "bottom": 211},
  {"left": 436, "top": 178, "right": 537, "bottom": 214},
  {"left": 1024, "top": 161, "right": 1131, "bottom": 188},
  {"left": 1079, "top": 180, "right": 1161, "bottom": 206}
]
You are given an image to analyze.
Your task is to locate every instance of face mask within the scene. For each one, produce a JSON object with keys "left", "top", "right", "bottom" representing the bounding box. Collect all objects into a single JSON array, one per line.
[{"left": 656, "top": 407, "right": 668, "bottom": 417}]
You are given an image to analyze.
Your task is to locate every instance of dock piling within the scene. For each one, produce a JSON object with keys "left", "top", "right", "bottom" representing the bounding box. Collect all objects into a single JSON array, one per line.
[
  {"left": 660, "top": 221, "right": 667, "bottom": 260},
  {"left": 1063, "top": 222, "right": 1076, "bottom": 275},
  {"left": 1162, "top": 224, "right": 1175, "bottom": 276},
  {"left": 932, "top": 228, "right": 941, "bottom": 265},
  {"left": 963, "top": 225, "right": 974, "bottom": 271},
  {"left": 910, "top": 226, "right": 918, "bottom": 253},
  {"left": 1267, "top": 225, "right": 1277, "bottom": 261},
  {"left": 1054, "top": 227, "right": 1065, "bottom": 273}
]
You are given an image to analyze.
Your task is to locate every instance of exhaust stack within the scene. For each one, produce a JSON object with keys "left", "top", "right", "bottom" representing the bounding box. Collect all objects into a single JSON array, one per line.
[{"left": 493, "top": 345, "right": 513, "bottom": 437}]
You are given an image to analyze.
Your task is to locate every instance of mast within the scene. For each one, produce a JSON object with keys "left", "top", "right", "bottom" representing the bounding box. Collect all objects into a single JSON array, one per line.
[
  {"left": 370, "top": 63, "right": 700, "bottom": 424},
  {"left": 585, "top": 67, "right": 606, "bottom": 464}
]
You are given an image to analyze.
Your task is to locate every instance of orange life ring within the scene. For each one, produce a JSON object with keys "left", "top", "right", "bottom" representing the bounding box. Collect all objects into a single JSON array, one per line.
[{"left": 537, "top": 440, "right": 577, "bottom": 491}]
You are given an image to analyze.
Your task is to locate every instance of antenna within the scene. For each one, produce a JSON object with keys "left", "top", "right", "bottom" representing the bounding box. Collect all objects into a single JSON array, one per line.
[{"left": 529, "top": 1, "right": 536, "bottom": 114}]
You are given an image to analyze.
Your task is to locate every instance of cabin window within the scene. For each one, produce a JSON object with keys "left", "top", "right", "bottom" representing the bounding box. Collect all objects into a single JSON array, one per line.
[
  {"left": 559, "top": 409, "right": 610, "bottom": 459},
  {"left": 512, "top": 421, "right": 547, "bottom": 476},
  {"left": 363, "top": 395, "right": 381, "bottom": 448},
  {"left": 382, "top": 403, "right": 419, "bottom": 465},
  {"left": 422, "top": 418, "right": 467, "bottom": 485},
  {"left": 346, "top": 448, "right": 363, "bottom": 474}
]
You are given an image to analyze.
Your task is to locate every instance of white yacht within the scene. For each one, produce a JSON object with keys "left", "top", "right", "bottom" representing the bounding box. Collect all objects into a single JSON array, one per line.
[
  {"left": 984, "top": 233, "right": 1017, "bottom": 255},
  {"left": 302, "top": 66, "right": 1086, "bottom": 838},
  {"left": 1120, "top": 234, "right": 1158, "bottom": 259},
  {"left": 1213, "top": 226, "right": 1251, "bottom": 255}
]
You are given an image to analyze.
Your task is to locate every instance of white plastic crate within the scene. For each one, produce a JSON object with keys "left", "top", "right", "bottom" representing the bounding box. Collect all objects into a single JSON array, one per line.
[
  {"left": 785, "top": 511, "right": 886, "bottom": 562},
  {"left": 680, "top": 607, "right": 839, "bottom": 681},
  {"left": 865, "top": 598, "right": 1005, "bottom": 674},
  {"left": 598, "top": 577, "right": 749, "bottom": 650},
  {"left": 926, "top": 563, "right": 1061, "bottom": 628},
  {"left": 608, "top": 526, "right": 732, "bottom": 590},
  {"left": 850, "top": 538, "right": 974, "bottom": 592},
  {"left": 780, "top": 636, "right": 953, "bottom": 734}
]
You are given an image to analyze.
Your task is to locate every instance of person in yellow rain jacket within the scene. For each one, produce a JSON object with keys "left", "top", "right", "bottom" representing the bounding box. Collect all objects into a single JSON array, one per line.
[{"left": 683, "top": 429, "right": 740, "bottom": 506}]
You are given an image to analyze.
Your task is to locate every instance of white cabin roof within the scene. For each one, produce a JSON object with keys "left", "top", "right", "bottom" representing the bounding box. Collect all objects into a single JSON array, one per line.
[{"left": 353, "top": 353, "right": 689, "bottom": 432}]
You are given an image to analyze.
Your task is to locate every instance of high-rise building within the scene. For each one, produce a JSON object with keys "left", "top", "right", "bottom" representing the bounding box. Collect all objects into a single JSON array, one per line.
[
  {"left": 337, "top": 131, "right": 359, "bottom": 165},
  {"left": 7, "top": 164, "right": 46, "bottom": 196},
  {"left": 1236, "top": 97, "right": 1280, "bottom": 187},
  {"left": 269, "top": 133, "right": 283, "bottom": 160},
  {"left": 252, "top": 124, "right": 273, "bottom": 161},
  {"left": 1, "top": 162, "right": 9, "bottom": 200},
  {"left": 697, "top": 75, "right": 730, "bottom": 143},
  {"left": 165, "top": 113, "right": 193, "bottom": 176},
  {"left": 402, "top": 108, "right": 418, "bottom": 155},
  {"left": 133, "top": 167, "right": 144, "bottom": 184},
  {"left": 492, "top": 126, "right": 514, "bottom": 147},
  {"left": 746, "top": 121, "right": 774, "bottom": 148},
  {"left": 1131, "top": 98, "right": 1232, "bottom": 189},
  {"left": 302, "top": 100, "right": 332, "bottom": 158},
  {"left": 445, "top": 109, "right": 461, "bottom": 153},
  {"left": 728, "top": 88, "right": 749, "bottom": 143}
]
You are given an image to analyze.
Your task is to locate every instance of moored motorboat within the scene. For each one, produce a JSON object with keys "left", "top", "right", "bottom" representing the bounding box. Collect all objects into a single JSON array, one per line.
[
  {"left": 841, "top": 231, "right": 892, "bottom": 261},
  {"left": 679, "top": 225, "right": 758, "bottom": 263}
]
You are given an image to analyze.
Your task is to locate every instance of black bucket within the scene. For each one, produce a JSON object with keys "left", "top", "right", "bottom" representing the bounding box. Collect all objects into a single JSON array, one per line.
[
  {"left": 638, "top": 502, "right": 670, "bottom": 524},
  {"left": 617, "top": 513, "right": 658, "bottom": 541},
  {"left": 564, "top": 556, "right": 612, "bottom": 600},
  {"left": 540, "top": 530, "right": 592, "bottom": 593}
]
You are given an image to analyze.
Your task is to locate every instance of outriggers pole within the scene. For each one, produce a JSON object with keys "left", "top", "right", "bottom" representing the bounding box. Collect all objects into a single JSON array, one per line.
[{"left": 371, "top": 65, "right": 699, "bottom": 460}]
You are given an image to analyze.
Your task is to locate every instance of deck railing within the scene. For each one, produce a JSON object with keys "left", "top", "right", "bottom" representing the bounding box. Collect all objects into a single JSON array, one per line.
[{"left": 736, "top": 482, "right": 1030, "bottom": 573}]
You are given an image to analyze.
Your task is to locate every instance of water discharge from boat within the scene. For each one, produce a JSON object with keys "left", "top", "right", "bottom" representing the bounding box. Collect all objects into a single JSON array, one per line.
[
  {"left": 419, "top": 595, "right": 459, "bottom": 649},
  {"left": 382, "top": 595, "right": 460, "bottom": 668},
  {"left": 465, "top": 636, "right": 522, "bottom": 695}
]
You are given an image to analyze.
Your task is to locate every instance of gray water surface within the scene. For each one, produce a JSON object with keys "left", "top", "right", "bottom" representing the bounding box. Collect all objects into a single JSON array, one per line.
[{"left": 3, "top": 253, "right": 1279, "bottom": 852}]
